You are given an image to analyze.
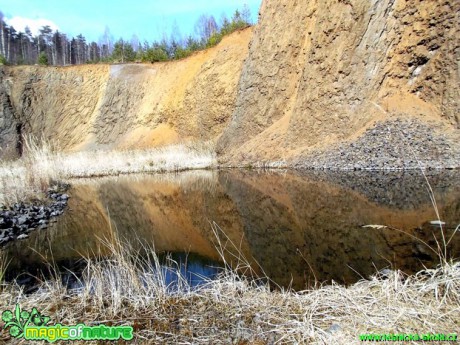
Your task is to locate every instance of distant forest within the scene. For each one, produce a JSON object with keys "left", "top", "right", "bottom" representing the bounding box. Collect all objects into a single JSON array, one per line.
[{"left": 0, "top": 6, "right": 252, "bottom": 66}]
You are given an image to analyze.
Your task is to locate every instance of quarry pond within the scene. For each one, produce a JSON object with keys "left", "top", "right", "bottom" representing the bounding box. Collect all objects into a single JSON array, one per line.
[{"left": 3, "top": 169, "right": 460, "bottom": 290}]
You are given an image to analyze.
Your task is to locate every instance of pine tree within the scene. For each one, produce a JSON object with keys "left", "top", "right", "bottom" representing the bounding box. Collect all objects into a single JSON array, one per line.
[
  {"left": 38, "top": 51, "right": 48, "bottom": 65},
  {"left": 112, "top": 39, "right": 135, "bottom": 63}
]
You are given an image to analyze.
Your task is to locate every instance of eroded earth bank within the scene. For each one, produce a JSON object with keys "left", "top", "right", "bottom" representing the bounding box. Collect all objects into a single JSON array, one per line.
[{"left": 0, "top": 0, "right": 459, "bottom": 169}]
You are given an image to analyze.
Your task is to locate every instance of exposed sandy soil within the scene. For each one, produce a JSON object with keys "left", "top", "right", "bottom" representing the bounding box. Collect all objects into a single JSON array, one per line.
[
  {"left": 0, "top": 0, "right": 458, "bottom": 168},
  {"left": 0, "top": 29, "right": 252, "bottom": 158}
]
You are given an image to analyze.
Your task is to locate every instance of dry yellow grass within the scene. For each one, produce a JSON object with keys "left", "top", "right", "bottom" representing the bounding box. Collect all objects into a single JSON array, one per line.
[
  {"left": 0, "top": 138, "right": 216, "bottom": 205},
  {"left": 0, "top": 233, "right": 459, "bottom": 344}
]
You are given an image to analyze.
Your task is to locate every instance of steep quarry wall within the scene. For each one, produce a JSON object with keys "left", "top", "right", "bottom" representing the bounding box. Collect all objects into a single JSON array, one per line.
[
  {"left": 0, "top": 0, "right": 459, "bottom": 168},
  {"left": 218, "top": 0, "right": 460, "bottom": 168},
  {"left": 0, "top": 28, "right": 252, "bottom": 159}
]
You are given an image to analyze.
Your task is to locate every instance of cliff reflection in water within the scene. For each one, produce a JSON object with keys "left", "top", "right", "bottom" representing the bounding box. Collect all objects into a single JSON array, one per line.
[{"left": 4, "top": 170, "right": 460, "bottom": 290}]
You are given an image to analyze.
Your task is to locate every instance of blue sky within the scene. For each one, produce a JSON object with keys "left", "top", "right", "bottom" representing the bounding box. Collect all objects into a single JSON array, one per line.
[{"left": 0, "top": 0, "right": 262, "bottom": 43}]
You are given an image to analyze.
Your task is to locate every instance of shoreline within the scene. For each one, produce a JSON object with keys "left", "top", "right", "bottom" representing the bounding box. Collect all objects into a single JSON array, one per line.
[{"left": 1, "top": 242, "right": 458, "bottom": 344}]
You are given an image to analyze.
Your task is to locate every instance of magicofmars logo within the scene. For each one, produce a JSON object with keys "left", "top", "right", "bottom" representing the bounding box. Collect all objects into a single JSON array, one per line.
[{"left": 2, "top": 304, "right": 133, "bottom": 342}]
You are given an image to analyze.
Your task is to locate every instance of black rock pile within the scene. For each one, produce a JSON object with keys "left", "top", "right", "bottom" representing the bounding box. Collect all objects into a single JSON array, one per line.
[
  {"left": 0, "top": 184, "right": 70, "bottom": 246},
  {"left": 296, "top": 118, "right": 460, "bottom": 170}
]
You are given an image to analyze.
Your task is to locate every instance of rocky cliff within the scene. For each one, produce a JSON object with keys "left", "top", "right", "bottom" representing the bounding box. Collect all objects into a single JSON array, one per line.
[
  {"left": 0, "top": 0, "right": 459, "bottom": 168},
  {"left": 0, "top": 29, "right": 252, "bottom": 158},
  {"left": 217, "top": 0, "right": 460, "bottom": 168}
]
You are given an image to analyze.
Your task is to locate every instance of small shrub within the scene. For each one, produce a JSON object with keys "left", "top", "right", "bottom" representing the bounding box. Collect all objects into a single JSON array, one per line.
[{"left": 38, "top": 52, "right": 48, "bottom": 66}]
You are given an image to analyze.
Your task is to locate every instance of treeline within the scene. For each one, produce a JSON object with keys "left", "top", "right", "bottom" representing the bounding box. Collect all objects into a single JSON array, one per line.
[{"left": 0, "top": 7, "right": 252, "bottom": 66}]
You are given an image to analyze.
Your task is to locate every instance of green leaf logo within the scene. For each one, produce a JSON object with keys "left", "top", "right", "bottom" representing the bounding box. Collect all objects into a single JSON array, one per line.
[
  {"left": 1, "top": 304, "right": 51, "bottom": 338},
  {"left": 1, "top": 310, "right": 13, "bottom": 323}
]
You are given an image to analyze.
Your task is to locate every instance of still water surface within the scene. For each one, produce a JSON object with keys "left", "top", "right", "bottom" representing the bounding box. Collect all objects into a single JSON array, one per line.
[{"left": 4, "top": 170, "right": 460, "bottom": 290}]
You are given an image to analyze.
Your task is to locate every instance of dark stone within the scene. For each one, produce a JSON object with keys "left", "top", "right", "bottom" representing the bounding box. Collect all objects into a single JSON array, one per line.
[
  {"left": 17, "top": 216, "right": 28, "bottom": 226},
  {"left": 0, "top": 183, "right": 70, "bottom": 247}
]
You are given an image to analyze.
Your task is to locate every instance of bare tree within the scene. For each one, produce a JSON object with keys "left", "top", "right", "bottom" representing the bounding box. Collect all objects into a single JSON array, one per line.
[
  {"left": 6, "top": 24, "right": 15, "bottom": 61},
  {"left": 194, "top": 14, "right": 218, "bottom": 43},
  {"left": 130, "top": 34, "right": 139, "bottom": 52},
  {"left": 0, "top": 12, "right": 6, "bottom": 58},
  {"left": 100, "top": 26, "right": 113, "bottom": 57},
  {"left": 24, "top": 26, "right": 35, "bottom": 63},
  {"left": 241, "top": 4, "right": 252, "bottom": 24}
]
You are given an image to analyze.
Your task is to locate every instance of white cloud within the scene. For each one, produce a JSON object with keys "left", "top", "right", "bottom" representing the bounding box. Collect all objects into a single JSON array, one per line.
[{"left": 5, "top": 16, "right": 59, "bottom": 35}]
